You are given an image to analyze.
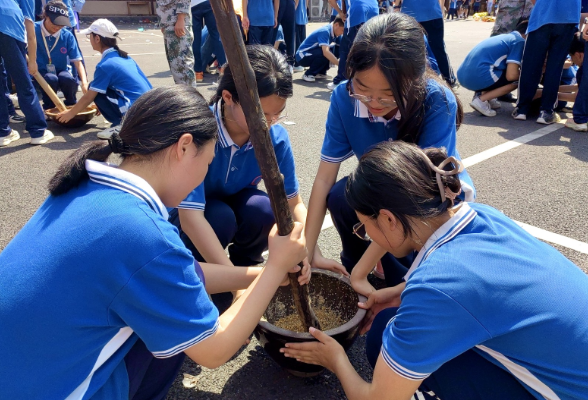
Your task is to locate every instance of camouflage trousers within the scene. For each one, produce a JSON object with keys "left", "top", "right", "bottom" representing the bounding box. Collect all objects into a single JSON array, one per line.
[
  {"left": 163, "top": 28, "right": 196, "bottom": 86},
  {"left": 491, "top": 0, "right": 534, "bottom": 36}
]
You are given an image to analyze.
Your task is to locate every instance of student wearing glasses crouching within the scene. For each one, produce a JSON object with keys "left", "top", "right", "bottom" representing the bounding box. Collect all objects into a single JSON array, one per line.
[{"left": 304, "top": 13, "right": 475, "bottom": 291}]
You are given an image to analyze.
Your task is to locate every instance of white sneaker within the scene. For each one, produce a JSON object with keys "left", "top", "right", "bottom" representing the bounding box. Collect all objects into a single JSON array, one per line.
[
  {"left": 288, "top": 65, "right": 294, "bottom": 74},
  {"left": 303, "top": 74, "right": 316, "bottom": 82},
  {"left": 512, "top": 108, "right": 526, "bottom": 120},
  {"left": 57, "top": 91, "right": 65, "bottom": 99},
  {"left": 97, "top": 125, "right": 121, "bottom": 140},
  {"left": 0, "top": 130, "right": 20, "bottom": 147},
  {"left": 292, "top": 66, "right": 305, "bottom": 72},
  {"left": 488, "top": 98, "right": 501, "bottom": 109},
  {"left": 314, "top": 73, "right": 331, "bottom": 79},
  {"left": 9, "top": 93, "right": 19, "bottom": 109},
  {"left": 470, "top": 96, "right": 496, "bottom": 117},
  {"left": 30, "top": 129, "right": 54, "bottom": 145},
  {"left": 564, "top": 119, "right": 587, "bottom": 132},
  {"left": 327, "top": 82, "right": 339, "bottom": 91}
]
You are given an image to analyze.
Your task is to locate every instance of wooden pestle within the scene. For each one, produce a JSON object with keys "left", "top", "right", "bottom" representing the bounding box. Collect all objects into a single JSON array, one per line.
[
  {"left": 33, "top": 72, "right": 68, "bottom": 112},
  {"left": 210, "top": 0, "right": 321, "bottom": 332}
]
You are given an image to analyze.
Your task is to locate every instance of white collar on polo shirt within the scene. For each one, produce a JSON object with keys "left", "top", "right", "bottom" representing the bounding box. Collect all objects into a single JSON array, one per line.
[
  {"left": 353, "top": 97, "right": 401, "bottom": 124},
  {"left": 85, "top": 159, "right": 169, "bottom": 219},
  {"left": 404, "top": 203, "right": 477, "bottom": 281}
]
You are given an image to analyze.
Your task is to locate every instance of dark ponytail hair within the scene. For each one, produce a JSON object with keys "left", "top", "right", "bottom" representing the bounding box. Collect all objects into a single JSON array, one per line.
[
  {"left": 345, "top": 141, "right": 462, "bottom": 239},
  {"left": 346, "top": 13, "right": 463, "bottom": 144},
  {"left": 95, "top": 34, "right": 128, "bottom": 58},
  {"left": 210, "top": 45, "right": 293, "bottom": 105},
  {"left": 49, "top": 86, "right": 218, "bottom": 196}
]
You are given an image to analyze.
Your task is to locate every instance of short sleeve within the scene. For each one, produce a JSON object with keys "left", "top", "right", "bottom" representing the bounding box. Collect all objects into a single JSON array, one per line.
[
  {"left": 178, "top": 183, "right": 206, "bottom": 210},
  {"left": 67, "top": 32, "right": 82, "bottom": 61},
  {"left": 19, "top": 0, "right": 35, "bottom": 21},
  {"left": 109, "top": 247, "right": 219, "bottom": 358},
  {"left": 320, "top": 88, "right": 354, "bottom": 163},
  {"left": 418, "top": 83, "right": 458, "bottom": 152},
  {"left": 317, "top": 30, "right": 331, "bottom": 46},
  {"left": 273, "top": 126, "right": 300, "bottom": 200},
  {"left": 89, "top": 64, "right": 111, "bottom": 94},
  {"left": 381, "top": 283, "right": 491, "bottom": 379},
  {"left": 506, "top": 38, "right": 524, "bottom": 65}
]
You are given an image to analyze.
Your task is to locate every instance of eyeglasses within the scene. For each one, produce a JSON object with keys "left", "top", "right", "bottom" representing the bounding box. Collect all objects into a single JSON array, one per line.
[
  {"left": 349, "top": 81, "right": 397, "bottom": 107},
  {"left": 265, "top": 113, "right": 288, "bottom": 126},
  {"left": 352, "top": 219, "right": 372, "bottom": 241}
]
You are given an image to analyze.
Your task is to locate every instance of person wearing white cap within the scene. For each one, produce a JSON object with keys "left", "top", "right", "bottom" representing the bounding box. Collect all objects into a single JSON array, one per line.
[{"left": 57, "top": 18, "right": 152, "bottom": 139}]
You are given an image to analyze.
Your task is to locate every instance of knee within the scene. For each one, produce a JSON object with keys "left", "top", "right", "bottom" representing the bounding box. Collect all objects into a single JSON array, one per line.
[
  {"left": 204, "top": 201, "right": 238, "bottom": 247},
  {"left": 326, "top": 177, "right": 349, "bottom": 215},
  {"left": 242, "top": 196, "right": 275, "bottom": 233},
  {"left": 58, "top": 73, "right": 76, "bottom": 86},
  {"left": 44, "top": 73, "right": 58, "bottom": 86}
]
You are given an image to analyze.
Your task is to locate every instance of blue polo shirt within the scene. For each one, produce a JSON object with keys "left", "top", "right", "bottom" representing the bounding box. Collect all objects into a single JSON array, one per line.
[
  {"left": 0, "top": 0, "right": 34, "bottom": 43},
  {"left": 321, "top": 80, "right": 475, "bottom": 200},
  {"left": 0, "top": 160, "right": 219, "bottom": 400},
  {"left": 381, "top": 202, "right": 588, "bottom": 400},
  {"left": 178, "top": 101, "right": 300, "bottom": 211},
  {"left": 528, "top": 0, "right": 580, "bottom": 33},
  {"left": 35, "top": 21, "right": 82, "bottom": 74},
  {"left": 89, "top": 48, "right": 152, "bottom": 115},
  {"left": 247, "top": 0, "right": 274, "bottom": 26},
  {"left": 296, "top": 23, "right": 334, "bottom": 61},
  {"left": 348, "top": 0, "right": 378, "bottom": 28},
  {"left": 457, "top": 31, "right": 525, "bottom": 92},
  {"left": 401, "top": 0, "right": 443, "bottom": 22},
  {"left": 296, "top": 0, "right": 308, "bottom": 25}
]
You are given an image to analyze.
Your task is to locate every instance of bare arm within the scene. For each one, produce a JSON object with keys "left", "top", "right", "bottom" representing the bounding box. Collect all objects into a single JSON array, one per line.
[
  {"left": 322, "top": 45, "right": 339, "bottom": 66},
  {"left": 242, "top": 0, "right": 250, "bottom": 29},
  {"left": 306, "top": 161, "right": 340, "bottom": 261},
  {"left": 274, "top": 0, "right": 279, "bottom": 27},
  {"left": 179, "top": 209, "right": 234, "bottom": 267},
  {"left": 201, "top": 264, "right": 263, "bottom": 294},
  {"left": 505, "top": 63, "right": 521, "bottom": 81},
  {"left": 24, "top": 19, "right": 38, "bottom": 75},
  {"left": 184, "top": 224, "right": 306, "bottom": 369},
  {"left": 328, "top": 0, "right": 345, "bottom": 19},
  {"left": 56, "top": 89, "right": 98, "bottom": 123},
  {"left": 72, "top": 60, "right": 88, "bottom": 93},
  {"left": 350, "top": 242, "right": 386, "bottom": 296}
]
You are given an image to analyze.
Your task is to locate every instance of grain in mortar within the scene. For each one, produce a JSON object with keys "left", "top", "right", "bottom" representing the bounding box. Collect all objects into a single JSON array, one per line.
[{"left": 273, "top": 306, "right": 345, "bottom": 332}]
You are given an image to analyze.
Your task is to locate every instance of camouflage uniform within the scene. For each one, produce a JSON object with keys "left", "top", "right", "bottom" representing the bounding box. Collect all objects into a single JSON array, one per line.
[
  {"left": 491, "top": 0, "right": 534, "bottom": 36},
  {"left": 156, "top": 0, "right": 196, "bottom": 86}
]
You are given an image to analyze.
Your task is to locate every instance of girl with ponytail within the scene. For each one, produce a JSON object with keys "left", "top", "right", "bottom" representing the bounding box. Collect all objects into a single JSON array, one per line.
[
  {"left": 57, "top": 18, "right": 152, "bottom": 139},
  {"left": 0, "top": 86, "right": 308, "bottom": 399},
  {"left": 283, "top": 140, "right": 588, "bottom": 400}
]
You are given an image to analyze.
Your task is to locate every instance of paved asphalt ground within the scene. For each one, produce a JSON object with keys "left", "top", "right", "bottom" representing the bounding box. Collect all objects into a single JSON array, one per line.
[{"left": 1, "top": 18, "right": 587, "bottom": 399}]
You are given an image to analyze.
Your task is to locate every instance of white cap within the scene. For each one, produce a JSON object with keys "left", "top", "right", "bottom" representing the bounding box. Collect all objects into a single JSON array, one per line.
[{"left": 79, "top": 19, "right": 122, "bottom": 40}]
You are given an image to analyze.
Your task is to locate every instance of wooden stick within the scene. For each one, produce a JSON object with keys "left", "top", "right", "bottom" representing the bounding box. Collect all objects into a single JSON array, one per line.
[
  {"left": 32, "top": 72, "right": 68, "bottom": 112},
  {"left": 210, "top": 0, "right": 321, "bottom": 331}
]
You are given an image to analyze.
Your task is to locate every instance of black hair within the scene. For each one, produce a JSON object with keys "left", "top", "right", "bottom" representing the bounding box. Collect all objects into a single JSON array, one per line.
[
  {"left": 92, "top": 33, "right": 128, "bottom": 58},
  {"left": 345, "top": 13, "right": 463, "bottom": 144},
  {"left": 210, "top": 45, "right": 293, "bottom": 105},
  {"left": 333, "top": 16, "right": 344, "bottom": 27},
  {"left": 49, "top": 86, "right": 218, "bottom": 196},
  {"left": 346, "top": 141, "right": 461, "bottom": 238},
  {"left": 570, "top": 31, "right": 585, "bottom": 56},
  {"left": 514, "top": 20, "right": 528, "bottom": 35}
]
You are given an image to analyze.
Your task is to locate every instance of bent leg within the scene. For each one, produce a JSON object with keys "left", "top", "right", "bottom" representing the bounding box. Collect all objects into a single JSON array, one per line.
[
  {"left": 57, "top": 70, "right": 78, "bottom": 106},
  {"left": 227, "top": 189, "right": 275, "bottom": 266}
]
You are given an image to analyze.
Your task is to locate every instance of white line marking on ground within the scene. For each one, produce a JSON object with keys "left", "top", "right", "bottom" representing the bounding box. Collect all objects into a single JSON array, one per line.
[
  {"left": 514, "top": 220, "right": 588, "bottom": 255},
  {"left": 131, "top": 31, "right": 164, "bottom": 38},
  {"left": 462, "top": 120, "right": 567, "bottom": 168}
]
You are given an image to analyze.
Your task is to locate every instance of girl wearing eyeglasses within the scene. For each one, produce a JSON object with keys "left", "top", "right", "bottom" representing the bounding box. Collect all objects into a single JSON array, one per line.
[
  {"left": 283, "top": 141, "right": 588, "bottom": 400},
  {"left": 305, "top": 13, "right": 475, "bottom": 292},
  {"left": 169, "top": 45, "right": 308, "bottom": 280}
]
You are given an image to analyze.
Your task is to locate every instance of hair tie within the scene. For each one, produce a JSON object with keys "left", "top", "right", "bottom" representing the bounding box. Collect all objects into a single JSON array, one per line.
[
  {"left": 422, "top": 154, "right": 464, "bottom": 202},
  {"left": 108, "top": 132, "right": 126, "bottom": 154}
]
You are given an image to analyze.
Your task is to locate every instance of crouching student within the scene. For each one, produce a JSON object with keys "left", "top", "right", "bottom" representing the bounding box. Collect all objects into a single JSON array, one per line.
[
  {"left": 57, "top": 19, "right": 152, "bottom": 139},
  {"left": 169, "top": 45, "right": 308, "bottom": 271},
  {"left": 296, "top": 17, "right": 344, "bottom": 82},
  {"left": 35, "top": 1, "right": 88, "bottom": 111},
  {"left": 304, "top": 13, "right": 475, "bottom": 290},
  {"left": 457, "top": 20, "right": 528, "bottom": 117},
  {"left": 282, "top": 141, "right": 588, "bottom": 400},
  {"left": 0, "top": 86, "right": 310, "bottom": 399}
]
